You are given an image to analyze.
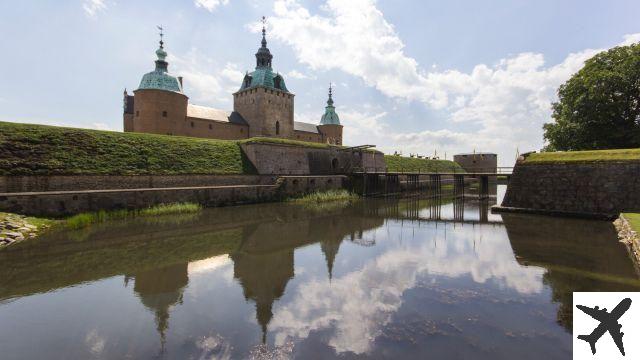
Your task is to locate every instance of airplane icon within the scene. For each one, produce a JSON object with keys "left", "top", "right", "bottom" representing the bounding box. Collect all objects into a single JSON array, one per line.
[{"left": 576, "top": 298, "right": 631, "bottom": 356}]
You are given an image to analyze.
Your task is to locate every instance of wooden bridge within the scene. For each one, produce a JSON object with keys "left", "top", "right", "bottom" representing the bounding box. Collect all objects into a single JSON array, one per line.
[{"left": 351, "top": 167, "right": 513, "bottom": 198}]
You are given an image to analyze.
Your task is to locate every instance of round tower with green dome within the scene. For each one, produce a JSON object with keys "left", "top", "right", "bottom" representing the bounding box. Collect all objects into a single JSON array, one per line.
[
  {"left": 126, "top": 28, "right": 188, "bottom": 136},
  {"left": 318, "top": 84, "right": 343, "bottom": 145}
]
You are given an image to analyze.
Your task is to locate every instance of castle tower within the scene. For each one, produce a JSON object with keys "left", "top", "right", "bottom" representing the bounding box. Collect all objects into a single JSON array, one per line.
[
  {"left": 233, "top": 17, "right": 294, "bottom": 138},
  {"left": 318, "top": 84, "right": 343, "bottom": 145},
  {"left": 125, "top": 28, "right": 188, "bottom": 136}
]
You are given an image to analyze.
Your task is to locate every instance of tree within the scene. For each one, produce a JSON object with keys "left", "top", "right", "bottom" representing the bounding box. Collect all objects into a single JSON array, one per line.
[{"left": 543, "top": 42, "right": 640, "bottom": 151}]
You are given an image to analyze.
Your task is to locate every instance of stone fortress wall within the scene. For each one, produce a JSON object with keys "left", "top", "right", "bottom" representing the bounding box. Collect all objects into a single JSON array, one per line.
[
  {"left": 497, "top": 160, "right": 640, "bottom": 218},
  {"left": 453, "top": 153, "right": 497, "bottom": 173},
  {"left": 0, "top": 176, "right": 347, "bottom": 217},
  {"left": 240, "top": 142, "right": 386, "bottom": 175}
]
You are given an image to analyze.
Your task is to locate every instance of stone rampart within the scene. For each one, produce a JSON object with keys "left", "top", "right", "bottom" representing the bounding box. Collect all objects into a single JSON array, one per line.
[
  {"left": 240, "top": 142, "right": 386, "bottom": 175},
  {"left": 0, "top": 175, "right": 347, "bottom": 217},
  {"left": 0, "top": 175, "right": 277, "bottom": 193},
  {"left": 496, "top": 161, "right": 640, "bottom": 218}
]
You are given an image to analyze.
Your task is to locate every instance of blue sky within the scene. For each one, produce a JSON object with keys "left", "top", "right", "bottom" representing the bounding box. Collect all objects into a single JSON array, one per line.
[{"left": 1, "top": 0, "right": 639, "bottom": 164}]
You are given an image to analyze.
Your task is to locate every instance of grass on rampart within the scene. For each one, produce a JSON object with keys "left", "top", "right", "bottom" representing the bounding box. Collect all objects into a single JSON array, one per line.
[
  {"left": 240, "top": 137, "right": 335, "bottom": 149},
  {"left": 524, "top": 148, "right": 640, "bottom": 164},
  {"left": 65, "top": 202, "right": 202, "bottom": 229},
  {"left": 0, "top": 121, "right": 256, "bottom": 175},
  {"left": 384, "top": 155, "right": 464, "bottom": 173}
]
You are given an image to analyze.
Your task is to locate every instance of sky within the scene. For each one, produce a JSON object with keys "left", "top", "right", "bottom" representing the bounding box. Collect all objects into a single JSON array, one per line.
[{"left": 1, "top": 0, "right": 639, "bottom": 165}]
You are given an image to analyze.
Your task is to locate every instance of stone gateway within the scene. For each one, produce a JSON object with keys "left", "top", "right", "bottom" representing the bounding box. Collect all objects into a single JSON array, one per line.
[{"left": 123, "top": 24, "right": 343, "bottom": 145}]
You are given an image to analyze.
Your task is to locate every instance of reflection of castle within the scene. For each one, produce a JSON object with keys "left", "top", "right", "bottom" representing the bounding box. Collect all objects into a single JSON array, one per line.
[
  {"left": 123, "top": 23, "right": 343, "bottom": 144},
  {"left": 230, "top": 214, "right": 383, "bottom": 343},
  {"left": 125, "top": 211, "right": 383, "bottom": 347},
  {"left": 126, "top": 263, "right": 188, "bottom": 348}
]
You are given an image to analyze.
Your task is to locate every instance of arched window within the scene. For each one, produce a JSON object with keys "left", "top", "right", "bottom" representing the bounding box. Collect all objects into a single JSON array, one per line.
[{"left": 275, "top": 121, "right": 280, "bottom": 135}]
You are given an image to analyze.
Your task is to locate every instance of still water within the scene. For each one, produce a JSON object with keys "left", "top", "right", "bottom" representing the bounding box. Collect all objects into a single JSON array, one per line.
[{"left": 1, "top": 186, "right": 639, "bottom": 359}]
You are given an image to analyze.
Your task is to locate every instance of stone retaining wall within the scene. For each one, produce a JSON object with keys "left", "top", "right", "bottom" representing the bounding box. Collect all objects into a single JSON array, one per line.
[
  {"left": 0, "top": 175, "right": 277, "bottom": 193},
  {"left": 496, "top": 161, "right": 640, "bottom": 218},
  {"left": 240, "top": 142, "right": 386, "bottom": 175},
  {"left": 0, "top": 175, "right": 347, "bottom": 217}
]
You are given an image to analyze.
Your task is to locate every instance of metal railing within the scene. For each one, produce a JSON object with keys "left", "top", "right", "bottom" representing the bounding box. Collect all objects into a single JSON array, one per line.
[{"left": 357, "top": 166, "right": 513, "bottom": 174}]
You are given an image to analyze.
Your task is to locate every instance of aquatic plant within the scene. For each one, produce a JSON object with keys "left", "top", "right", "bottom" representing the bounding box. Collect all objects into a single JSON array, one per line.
[
  {"left": 65, "top": 203, "right": 202, "bottom": 229},
  {"left": 289, "top": 189, "right": 359, "bottom": 204}
]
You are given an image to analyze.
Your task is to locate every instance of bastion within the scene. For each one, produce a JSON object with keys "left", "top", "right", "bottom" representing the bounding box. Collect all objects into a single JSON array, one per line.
[{"left": 494, "top": 149, "right": 640, "bottom": 219}]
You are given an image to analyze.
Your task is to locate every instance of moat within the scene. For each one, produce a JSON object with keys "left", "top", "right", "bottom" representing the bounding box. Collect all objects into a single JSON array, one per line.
[{"left": 1, "top": 186, "right": 638, "bottom": 359}]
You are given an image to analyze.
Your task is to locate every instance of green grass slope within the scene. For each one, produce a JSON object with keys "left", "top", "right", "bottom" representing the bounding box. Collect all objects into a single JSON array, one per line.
[
  {"left": 524, "top": 148, "right": 640, "bottom": 164},
  {"left": 384, "top": 155, "right": 464, "bottom": 173},
  {"left": 623, "top": 213, "right": 640, "bottom": 233},
  {"left": 0, "top": 121, "right": 256, "bottom": 175}
]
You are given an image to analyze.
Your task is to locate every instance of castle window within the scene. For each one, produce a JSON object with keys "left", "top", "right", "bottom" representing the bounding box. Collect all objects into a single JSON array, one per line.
[
  {"left": 240, "top": 128, "right": 243, "bottom": 133},
  {"left": 209, "top": 124, "right": 212, "bottom": 130},
  {"left": 276, "top": 121, "right": 280, "bottom": 135},
  {"left": 162, "top": 111, "right": 167, "bottom": 117},
  {"left": 136, "top": 111, "right": 139, "bottom": 117},
  {"left": 191, "top": 121, "right": 194, "bottom": 128}
]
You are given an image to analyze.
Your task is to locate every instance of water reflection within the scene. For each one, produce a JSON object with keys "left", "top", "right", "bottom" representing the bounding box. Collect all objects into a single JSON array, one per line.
[{"left": 0, "top": 186, "right": 638, "bottom": 359}]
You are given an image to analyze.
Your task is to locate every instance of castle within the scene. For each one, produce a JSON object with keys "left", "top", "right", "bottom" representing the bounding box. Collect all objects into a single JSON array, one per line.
[{"left": 123, "top": 24, "right": 343, "bottom": 145}]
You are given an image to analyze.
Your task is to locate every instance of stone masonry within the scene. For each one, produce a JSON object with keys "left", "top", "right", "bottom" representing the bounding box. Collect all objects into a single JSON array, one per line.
[{"left": 499, "top": 161, "right": 640, "bottom": 218}]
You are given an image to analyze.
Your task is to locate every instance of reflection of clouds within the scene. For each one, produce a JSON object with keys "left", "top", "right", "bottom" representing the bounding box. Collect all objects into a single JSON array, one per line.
[
  {"left": 85, "top": 329, "right": 106, "bottom": 355},
  {"left": 270, "top": 225, "right": 545, "bottom": 354},
  {"left": 195, "top": 334, "right": 232, "bottom": 360},
  {"left": 188, "top": 255, "right": 232, "bottom": 276}
]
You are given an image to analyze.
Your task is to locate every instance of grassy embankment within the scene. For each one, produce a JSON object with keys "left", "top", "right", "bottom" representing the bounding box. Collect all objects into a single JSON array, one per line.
[
  {"left": 384, "top": 155, "right": 464, "bottom": 173},
  {"left": 0, "top": 121, "right": 258, "bottom": 175},
  {"left": 0, "top": 212, "right": 57, "bottom": 241},
  {"left": 524, "top": 148, "right": 640, "bottom": 163},
  {"left": 0, "top": 121, "right": 369, "bottom": 176},
  {"left": 623, "top": 213, "right": 640, "bottom": 233}
]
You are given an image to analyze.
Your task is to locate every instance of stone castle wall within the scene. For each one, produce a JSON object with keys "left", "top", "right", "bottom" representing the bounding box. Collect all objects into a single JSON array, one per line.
[
  {"left": 241, "top": 142, "right": 386, "bottom": 175},
  {"left": 498, "top": 161, "right": 640, "bottom": 218},
  {"left": 234, "top": 87, "right": 294, "bottom": 138},
  {"left": 0, "top": 176, "right": 347, "bottom": 217},
  {"left": 453, "top": 153, "right": 497, "bottom": 173},
  {"left": 0, "top": 175, "right": 278, "bottom": 193}
]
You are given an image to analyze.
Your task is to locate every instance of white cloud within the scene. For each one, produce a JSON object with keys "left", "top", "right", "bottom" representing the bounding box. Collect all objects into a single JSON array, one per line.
[
  {"left": 170, "top": 49, "right": 243, "bottom": 106},
  {"left": 91, "top": 122, "right": 113, "bottom": 131},
  {"left": 286, "top": 70, "right": 314, "bottom": 80},
  {"left": 83, "top": 0, "right": 107, "bottom": 17},
  {"left": 194, "top": 0, "right": 230, "bottom": 12},
  {"left": 269, "top": 224, "right": 544, "bottom": 354},
  {"left": 268, "top": 0, "right": 640, "bottom": 164}
]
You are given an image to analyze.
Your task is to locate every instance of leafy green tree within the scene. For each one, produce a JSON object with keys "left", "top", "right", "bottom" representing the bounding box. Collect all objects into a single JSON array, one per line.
[{"left": 543, "top": 43, "right": 640, "bottom": 151}]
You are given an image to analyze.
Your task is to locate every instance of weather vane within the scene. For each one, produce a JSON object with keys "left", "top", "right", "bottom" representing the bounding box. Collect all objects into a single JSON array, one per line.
[{"left": 157, "top": 25, "right": 164, "bottom": 48}]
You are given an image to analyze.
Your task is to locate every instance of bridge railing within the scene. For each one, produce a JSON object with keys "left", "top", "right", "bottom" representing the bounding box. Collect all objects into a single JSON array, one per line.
[{"left": 358, "top": 166, "right": 513, "bottom": 174}]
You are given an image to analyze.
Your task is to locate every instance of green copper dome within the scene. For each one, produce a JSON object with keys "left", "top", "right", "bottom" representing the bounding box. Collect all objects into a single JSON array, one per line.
[
  {"left": 138, "top": 38, "right": 183, "bottom": 93},
  {"left": 238, "top": 21, "right": 289, "bottom": 93},
  {"left": 320, "top": 85, "right": 341, "bottom": 125}
]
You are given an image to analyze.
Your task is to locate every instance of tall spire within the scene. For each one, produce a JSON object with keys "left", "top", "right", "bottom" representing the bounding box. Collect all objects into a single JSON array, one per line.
[
  {"left": 255, "top": 16, "right": 273, "bottom": 69},
  {"left": 320, "top": 83, "right": 341, "bottom": 125},
  {"left": 261, "top": 16, "right": 267, "bottom": 48}
]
